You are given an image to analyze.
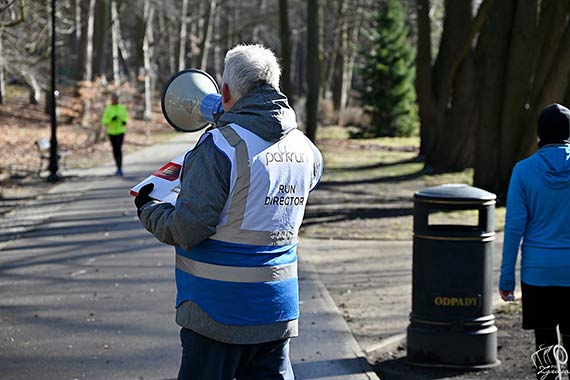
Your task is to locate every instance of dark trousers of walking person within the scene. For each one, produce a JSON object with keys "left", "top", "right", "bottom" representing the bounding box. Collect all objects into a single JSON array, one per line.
[
  {"left": 177, "top": 328, "right": 294, "bottom": 380},
  {"left": 108, "top": 133, "right": 124, "bottom": 175},
  {"left": 523, "top": 282, "right": 570, "bottom": 380}
]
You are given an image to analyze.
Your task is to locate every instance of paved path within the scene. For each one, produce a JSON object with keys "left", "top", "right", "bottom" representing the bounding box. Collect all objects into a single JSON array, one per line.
[{"left": 0, "top": 133, "right": 377, "bottom": 380}]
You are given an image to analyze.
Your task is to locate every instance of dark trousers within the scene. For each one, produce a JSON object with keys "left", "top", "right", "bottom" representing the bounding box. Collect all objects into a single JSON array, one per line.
[
  {"left": 177, "top": 328, "right": 294, "bottom": 380},
  {"left": 534, "top": 329, "right": 569, "bottom": 380},
  {"left": 108, "top": 133, "right": 124, "bottom": 171},
  {"left": 522, "top": 282, "right": 570, "bottom": 379}
]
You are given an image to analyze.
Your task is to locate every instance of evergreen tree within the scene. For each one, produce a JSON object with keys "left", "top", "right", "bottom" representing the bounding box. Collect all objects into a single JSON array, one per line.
[{"left": 358, "top": 0, "right": 418, "bottom": 137}]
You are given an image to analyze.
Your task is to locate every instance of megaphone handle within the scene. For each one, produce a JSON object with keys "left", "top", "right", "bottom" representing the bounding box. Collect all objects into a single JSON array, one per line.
[{"left": 201, "top": 93, "right": 223, "bottom": 123}]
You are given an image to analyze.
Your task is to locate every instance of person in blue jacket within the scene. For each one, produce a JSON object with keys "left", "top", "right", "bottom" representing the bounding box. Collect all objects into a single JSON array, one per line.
[{"left": 500, "top": 103, "right": 570, "bottom": 379}]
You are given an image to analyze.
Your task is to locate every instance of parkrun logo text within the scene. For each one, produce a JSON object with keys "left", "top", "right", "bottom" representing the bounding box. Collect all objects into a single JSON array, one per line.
[
  {"left": 266, "top": 143, "right": 307, "bottom": 165},
  {"left": 433, "top": 296, "right": 481, "bottom": 307}
]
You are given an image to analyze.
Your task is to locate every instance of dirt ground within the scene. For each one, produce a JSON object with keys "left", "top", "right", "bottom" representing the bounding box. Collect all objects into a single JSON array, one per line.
[
  {"left": 0, "top": 85, "right": 176, "bottom": 216},
  {"left": 373, "top": 304, "right": 537, "bottom": 380}
]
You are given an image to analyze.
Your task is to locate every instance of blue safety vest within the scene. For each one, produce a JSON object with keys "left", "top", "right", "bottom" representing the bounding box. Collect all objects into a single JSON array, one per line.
[{"left": 175, "top": 124, "right": 323, "bottom": 326}]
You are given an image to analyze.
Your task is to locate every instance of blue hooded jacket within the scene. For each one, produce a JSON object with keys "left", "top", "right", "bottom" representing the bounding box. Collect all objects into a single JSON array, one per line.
[{"left": 500, "top": 144, "right": 570, "bottom": 291}]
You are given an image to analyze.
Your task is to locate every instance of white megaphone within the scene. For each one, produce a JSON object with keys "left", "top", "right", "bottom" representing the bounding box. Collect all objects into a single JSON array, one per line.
[{"left": 161, "top": 69, "right": 223, "bottom": 132}]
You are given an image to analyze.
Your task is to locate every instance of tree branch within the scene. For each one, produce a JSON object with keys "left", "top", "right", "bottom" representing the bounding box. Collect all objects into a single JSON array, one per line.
[
  {"left": 444, "top": 0, "right": 493, "bottom": 96},
  {"left": 0, "top": 0, "right": 26, "bottom": 28}
]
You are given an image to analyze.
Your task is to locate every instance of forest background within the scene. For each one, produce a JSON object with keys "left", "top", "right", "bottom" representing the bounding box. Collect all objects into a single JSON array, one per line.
[{"left": 1, "top": 0, "right": 570, "bottom": 198}]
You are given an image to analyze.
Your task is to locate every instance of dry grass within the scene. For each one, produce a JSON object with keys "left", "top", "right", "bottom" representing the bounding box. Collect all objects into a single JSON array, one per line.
[
  {"left": 301, "top": 125, "right": 506, "bottom": 240},
  {"left": 0, "top": 84, "right": 174, "bottom": 181}
]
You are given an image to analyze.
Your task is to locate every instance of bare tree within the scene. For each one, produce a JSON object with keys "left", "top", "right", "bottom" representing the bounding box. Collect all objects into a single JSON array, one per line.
[
  {"left": 93, "top": 0, "right": 109, "bottom": 78},
  {"left": 0, "top": 0, "right": 27, "bottom": 104},
  {"left": 278, "top": 0, "right": 292, "bottom": 99},
  {"left": 198, "top": 0, "right": 217, "bottom": 70},
  {"left": 142, "top": 0, "right": 155, "bottom": 122},
  {"left": 306, "top": 0, "right": 320, "bottom": 142},
  {"left": 0, "top": 28, "right": 5, "bottom": 105},
  {"left": 83, "top": 0, "right": 96, "bottom": 82},
  {"left": 337, "top": 1, "right": 363, "bottom": 125},
  {"left": 178, "top": 0, "right": 189, "bottom": 71},
  {"left": 111, "top": 0, "right": 120, "bottom": 85}
]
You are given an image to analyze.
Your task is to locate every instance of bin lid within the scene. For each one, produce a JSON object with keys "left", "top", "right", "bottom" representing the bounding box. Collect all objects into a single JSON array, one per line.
[{"left": 414, "top": 184, "right": 496, "bottom": 202}]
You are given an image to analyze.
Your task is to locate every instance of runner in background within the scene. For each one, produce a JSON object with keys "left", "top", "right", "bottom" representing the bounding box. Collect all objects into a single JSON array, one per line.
[{"left": 101, "top": 93, "right": 128, "bottom": 176}]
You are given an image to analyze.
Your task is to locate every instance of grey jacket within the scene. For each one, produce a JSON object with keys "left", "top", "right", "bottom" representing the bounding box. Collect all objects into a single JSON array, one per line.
[{"left": 139, "top": 85, "right": 301, "bottom": 344}]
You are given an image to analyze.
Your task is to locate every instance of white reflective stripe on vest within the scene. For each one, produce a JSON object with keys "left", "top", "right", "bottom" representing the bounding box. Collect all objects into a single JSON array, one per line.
[
  {"left": 206, "top": 124, "right": 320, "bottom": 246},
  {"left": 218, "top": 125, "right": 251, "bottom": 229},
  {"left": 176, "top": 254, "right": 298, "bottom": 283}
]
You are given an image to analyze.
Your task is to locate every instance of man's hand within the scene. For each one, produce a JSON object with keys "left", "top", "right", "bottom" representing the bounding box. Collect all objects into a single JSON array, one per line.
[
  {"left": 135, "top": 183, "right": 156, "bottom": 215},
  {"left": 500, "top": 290, "right": 516, "bottom": 302}
]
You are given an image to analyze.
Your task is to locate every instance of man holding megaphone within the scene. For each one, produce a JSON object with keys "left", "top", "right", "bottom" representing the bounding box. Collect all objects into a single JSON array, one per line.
[{"left": 135, "top": 44, "right": 323, "bottom": 380}]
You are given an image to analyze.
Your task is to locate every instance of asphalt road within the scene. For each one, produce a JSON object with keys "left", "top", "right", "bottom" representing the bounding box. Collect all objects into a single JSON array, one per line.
[{"left": 0, "top": 132, "right": 378, "bottom": 380}]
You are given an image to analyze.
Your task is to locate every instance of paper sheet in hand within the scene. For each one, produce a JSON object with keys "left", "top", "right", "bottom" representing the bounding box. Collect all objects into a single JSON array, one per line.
[{"left": 130, "top": 149, "right": 190, "bottom": 205}]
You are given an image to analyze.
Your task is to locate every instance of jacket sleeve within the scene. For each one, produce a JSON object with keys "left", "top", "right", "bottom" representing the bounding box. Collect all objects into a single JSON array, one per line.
[
  {"left": 101, "top": 106, "right": 112, "bottom": 126},
  {"left": 139, "top": 134, "right": 231, "bottom": 251},
  {"left": 119, "top": 105, "right": 129, "bottom": 124},
  {"left": 499, "top": 163, "right": 528, "bottom": 291}
]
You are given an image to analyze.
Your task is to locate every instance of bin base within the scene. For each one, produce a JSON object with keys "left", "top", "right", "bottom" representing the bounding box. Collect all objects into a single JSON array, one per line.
[{"left": 406, "top": 324, "right": 500, "bottom": 369}]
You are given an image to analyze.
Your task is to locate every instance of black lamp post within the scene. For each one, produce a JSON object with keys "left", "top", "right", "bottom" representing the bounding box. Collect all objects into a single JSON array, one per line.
[{"left": 47, "top": 0, "right": 61, "bottom": 183}]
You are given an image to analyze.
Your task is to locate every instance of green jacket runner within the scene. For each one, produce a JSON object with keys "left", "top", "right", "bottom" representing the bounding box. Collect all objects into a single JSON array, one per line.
[{"left": 101, "top": 104, "right": 128, "bottom": 136}]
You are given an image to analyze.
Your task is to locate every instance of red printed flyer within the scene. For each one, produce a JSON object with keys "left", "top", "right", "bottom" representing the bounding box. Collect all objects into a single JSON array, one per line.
[{"left": 130, "top": 149, "right": 191, "bottom": 205}]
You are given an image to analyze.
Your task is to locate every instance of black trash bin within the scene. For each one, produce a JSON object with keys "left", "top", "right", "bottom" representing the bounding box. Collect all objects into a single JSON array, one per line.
[{"left": 407, "top": 184, "right": 500, "bottom": 368}]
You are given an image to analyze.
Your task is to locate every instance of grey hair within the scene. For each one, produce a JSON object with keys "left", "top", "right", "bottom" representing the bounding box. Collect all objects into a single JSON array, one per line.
[{"left": 222, "top": 44, "right": 281, "bottom": 101}]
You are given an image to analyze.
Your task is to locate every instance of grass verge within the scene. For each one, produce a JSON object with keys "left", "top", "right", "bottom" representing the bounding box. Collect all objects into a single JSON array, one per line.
[{"left": 301, "top": 125, "right": 506, "bottom": 240}]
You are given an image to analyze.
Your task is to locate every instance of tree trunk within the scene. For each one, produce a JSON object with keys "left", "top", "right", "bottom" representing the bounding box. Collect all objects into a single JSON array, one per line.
[
  {"left": 474, "top": 0, "right": 570, "bottom": 195},
  {"left": 93, "top": 0, "right": 109, "bottom": 79},
  {"left": 114, "top": 5, "right": 129, "bottom": 81},
  {"left": 111, "top": 0, "right": 120, "bottom": 85},
  {"left": 473, "top": 0, "right": 515, "bottom": 194},
  {"left": 278, "top": 0, "right": 292, "bottom": 99},
  {"left": 329, "top": 0, "right": 345, "bottom": 106},
  {"left": 339, "top": 2, "right": 364, "bottom": 123},
  {"left": 426, "top": 0, "right": 474, "bottom": 167},
  {"left": 416, "top": 0, "right": 570, "bottom": 195},
  {"left": 178, "top": 0, "right": 189, "bottom": 71},
  {"left": 23, "top": 71, "right": 41, "bottom": 105},
  {"left": 158, "top": 10, "right": 174, "bottom": 75},
  {"left": 496, "top": 0, "right": 537, "bottom": 192},
  {"left": 198, "top": 0, "right": 217, "bottom": 71},
  {"left": 83, "top": 0, "right": 96, "bottom": 82},
  {"left": 252, "top": 0, "right": 266, "bottom": 42},
  {"left": 522, "top": 18, "right": 570, "bottom": 157},
  {"left": 415, "top": 0, "right": 435, "bottom": 157},
  {"left": 416, "top": 0, "right": 493, "bottom": 170},
  {"left": 294, "top": 31, "right": 305, "bottom": 102},
  {"left": 0, "top": 29, "right": 4, "bottom": 105},
  {"left": 74, "top": 0, "right": 83, "bottom": 82},
  {"left": 564, "top": 83, "right": 570, "bottom": 107},
  {"left": 213, "top": 7, "right": 222, "bottom": 83},
  {"left": 306, "top": 0, "right": 320, "bottom": 142},
  {"left": 142, "top": 0, "right": 154, "bottom": 122},
  {"left": 318, "top": 0, "right": 327, "bottom": 99},
  {"left": 290, "top": 31, "right": 300, "bottom": 97},
  {"left": 528, "top": 0, "right": 569, "bottom": 107},
  {"left": 230, "top": 0, "right": 240, "bottom": 47}
]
